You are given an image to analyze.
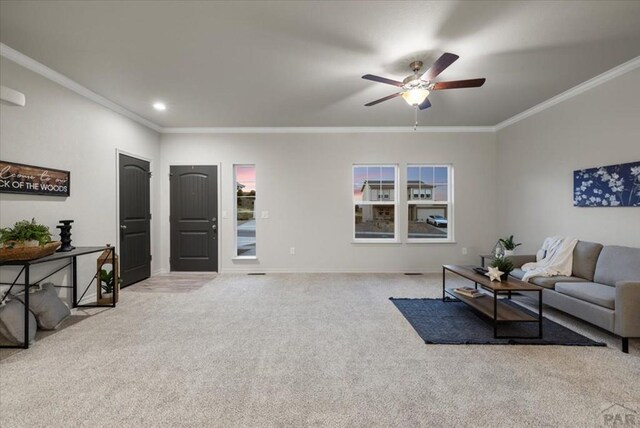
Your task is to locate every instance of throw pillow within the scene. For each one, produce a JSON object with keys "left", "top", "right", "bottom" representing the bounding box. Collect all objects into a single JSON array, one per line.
[
  {"left": 0, "top": 299, "right": 37, "bottom": 345},
  {"left": 16, "top": 283, "right": 70, "bottom": 330}
]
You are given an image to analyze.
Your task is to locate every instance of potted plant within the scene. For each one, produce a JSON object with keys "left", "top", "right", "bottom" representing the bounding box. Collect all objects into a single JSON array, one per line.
[
  {"left": 98, "top": 268, "right": 122, "bottom": 303},
  {"left": 0, "top": 219, "right": 60, "bottom": 261},
  {"left": 0, "top": 218, "right": 52, "bottom": 248},
  {"left": 99, "top": 268, "right": 115, "bottom": 297},
  {"left": 489, "top": 256, "right": 514, "bottom": 281},
  {"left": 498, "top": 235, "right": 522, "bottom": 256}
]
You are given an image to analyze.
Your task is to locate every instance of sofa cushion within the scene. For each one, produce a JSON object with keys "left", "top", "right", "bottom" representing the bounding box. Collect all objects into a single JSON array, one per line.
[
  {"left": 555, "top": 282, "right": 615, "bottom": 310},
  {"left": 593, "top": 246, "right": 640, "bottom": 287},
  {"left": 510, "top": 268, "right": 525, "bottom": 280},
  {"left": 571, "top": 241, "right": 603, "bottom": 281},
  {"left": 509, "top": 269, "right": 585, "bottom": 289},
  {"left": 530, "top": 276, "right": 586, "bottom": 289}
]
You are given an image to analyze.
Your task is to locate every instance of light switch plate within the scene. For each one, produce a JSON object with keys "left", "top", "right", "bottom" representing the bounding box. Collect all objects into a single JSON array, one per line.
[{"left": 261, "top": 211, "right": 269, "bottom": 219}]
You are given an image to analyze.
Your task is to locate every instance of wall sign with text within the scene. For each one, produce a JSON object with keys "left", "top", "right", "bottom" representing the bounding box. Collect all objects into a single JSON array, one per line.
[{"left": 0, "top": 160, "right": 70, "bottom": 196}]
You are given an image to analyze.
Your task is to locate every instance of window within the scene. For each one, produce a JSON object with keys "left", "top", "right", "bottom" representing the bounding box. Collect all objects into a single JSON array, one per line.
[
  {"left": 235, "top": 165, "right": 256, "bottom": 257},
  {"left": 353, "top": 165, "right": 398, "bottom": 242},
  {"left": 407, "top": 165, "right": 452, "bottom": 241}
]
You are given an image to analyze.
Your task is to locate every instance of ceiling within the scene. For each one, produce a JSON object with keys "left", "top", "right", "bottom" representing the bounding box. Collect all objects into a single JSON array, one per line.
[{"left": 1, "top": 1, "right": 640, "bottom": 128}]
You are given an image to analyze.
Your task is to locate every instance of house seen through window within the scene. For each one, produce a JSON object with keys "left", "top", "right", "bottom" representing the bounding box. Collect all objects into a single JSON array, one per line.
[
  {"left": 407, "top": 165, "right": 452, "bottom": 241},
  {"left": 353, "top": 165, "right": 398, "bottom": 241}
]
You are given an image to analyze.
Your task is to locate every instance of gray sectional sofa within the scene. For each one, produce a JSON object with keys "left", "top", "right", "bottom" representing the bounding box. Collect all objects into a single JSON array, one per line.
[{"left": 510, "top": 241, "right": 640, "bottom": 352}]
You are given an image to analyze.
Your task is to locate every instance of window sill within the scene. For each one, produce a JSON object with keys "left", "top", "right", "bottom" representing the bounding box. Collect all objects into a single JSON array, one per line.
[
  {"left": 406, "top": 239, "right": 456, "bottom": 244},
  {"left": 351, "top": 239, "right": 401, "bottom": 244},
  {"left": 232, "top": 256, "right": 258, "bottom": 260}
]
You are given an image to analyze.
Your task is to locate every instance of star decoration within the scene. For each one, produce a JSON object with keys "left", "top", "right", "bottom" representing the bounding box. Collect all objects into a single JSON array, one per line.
[{"left": 486, "top": 266, "right": 504, "bottom": 282}]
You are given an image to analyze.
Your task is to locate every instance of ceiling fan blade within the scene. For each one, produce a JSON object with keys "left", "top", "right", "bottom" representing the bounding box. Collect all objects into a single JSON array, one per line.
[
  {"left": 362, "top": 74, "right": 404, "bottom": 87},
  {"left": 421, "top": 52, "right": 459, "bottom": 81},
  {"left": 364, "top": 92, "right": 402, "bottom": 106},
  {"left": 418, "top": 97, "right": 432, "bottom": 110},
  {"left": 431, "top": 78, "right": 486, "bottom": 90}
]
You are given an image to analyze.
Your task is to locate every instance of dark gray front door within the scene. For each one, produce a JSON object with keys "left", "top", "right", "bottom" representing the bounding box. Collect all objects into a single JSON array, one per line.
[
  {"left": 119, "top": 154, "right": 151, "bottom": 287},
  {"left": 170, "top": 165, "right": 218, "bottom": 271}
]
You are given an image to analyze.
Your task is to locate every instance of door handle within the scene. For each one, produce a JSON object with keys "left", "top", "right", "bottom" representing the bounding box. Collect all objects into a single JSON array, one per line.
[
  {"left": 212, "top": 225, "right": 217, "bottom": 230},
  {"left": 120, "top": 225, "right": 127, "bottom": 230}
]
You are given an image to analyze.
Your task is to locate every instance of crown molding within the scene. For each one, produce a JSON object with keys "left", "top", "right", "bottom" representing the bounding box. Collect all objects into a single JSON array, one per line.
[
  {"left": 0, "top": 43, "right": 163, "bottom": 132},
  {"left": 161, "top": 126, "right": 496, "bottom": 134},
  {"left": 495, "top": 55, "right": 640, "bottom": 131},
  {"left": 2, "top": 43, "right": 637, "bottom": 135}
]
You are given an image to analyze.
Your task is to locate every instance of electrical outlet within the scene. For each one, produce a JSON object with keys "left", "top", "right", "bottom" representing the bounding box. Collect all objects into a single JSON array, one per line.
[
  {"left": 290, "top": 247, "right": 295, "bottom": 255},
  {"left": 462, "top": 247, "right": 468, "bottom": 255},
  {"left": 261, "top": 211, "right": 269, "bottom": 219}
]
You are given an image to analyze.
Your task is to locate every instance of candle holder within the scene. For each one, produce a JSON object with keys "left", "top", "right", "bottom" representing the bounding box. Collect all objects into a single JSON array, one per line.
[{"left": 56, "top": 220, "right": 75, "bottom": 252}]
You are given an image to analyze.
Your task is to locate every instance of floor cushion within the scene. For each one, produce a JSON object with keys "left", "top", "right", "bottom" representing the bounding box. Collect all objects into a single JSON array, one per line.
[
  {"left": 0, "top": 299, "right": 37, "bottom": 344},
  {"left": 16, "top": 283, "right": 70, "bottom": 330}
]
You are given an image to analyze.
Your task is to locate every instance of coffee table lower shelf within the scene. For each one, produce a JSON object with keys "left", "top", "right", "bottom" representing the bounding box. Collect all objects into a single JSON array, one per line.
[
  {"left": 444, "top": 288, "right": 542, "bottom": 339},
  {"left": 445, "top": 288, "right": 537, "bottom": 322}
]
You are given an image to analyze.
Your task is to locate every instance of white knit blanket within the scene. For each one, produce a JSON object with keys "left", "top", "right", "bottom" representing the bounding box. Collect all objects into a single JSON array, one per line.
[{"left": 521, "top": 236, "right": 578, "bottom": 282}]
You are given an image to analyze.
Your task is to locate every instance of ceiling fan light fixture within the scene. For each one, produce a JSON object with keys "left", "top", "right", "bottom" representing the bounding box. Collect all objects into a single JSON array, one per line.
[{"left": 402, "top": 88, "right": 429, "bottom": 106}]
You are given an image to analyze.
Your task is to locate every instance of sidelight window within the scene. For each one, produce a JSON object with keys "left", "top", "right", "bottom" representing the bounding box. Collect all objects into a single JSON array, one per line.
[{"left": 235, "top": 165, "right": 256, "bottom": 257}]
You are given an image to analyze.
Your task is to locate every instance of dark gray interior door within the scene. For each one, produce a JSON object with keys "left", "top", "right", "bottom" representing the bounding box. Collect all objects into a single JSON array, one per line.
[
  {"left": 170, "top": 165, "right": 218, "bottom": 271},
  {"left": 119, "top": 154, "right": 151, "bottom": 287}
]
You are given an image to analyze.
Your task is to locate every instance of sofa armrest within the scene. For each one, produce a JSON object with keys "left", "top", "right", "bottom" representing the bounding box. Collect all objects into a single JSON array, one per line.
[
  {"left": 507, "top": 255, "right": 536, "bottom": 269},
  {"left": 614, "top": 281, "right": 640, "bottom": 337}
]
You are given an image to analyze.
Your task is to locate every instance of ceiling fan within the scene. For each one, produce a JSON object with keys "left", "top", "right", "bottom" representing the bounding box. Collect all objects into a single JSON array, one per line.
[{"left": 362, "top": 52, "right": 486, "bottom": 110}]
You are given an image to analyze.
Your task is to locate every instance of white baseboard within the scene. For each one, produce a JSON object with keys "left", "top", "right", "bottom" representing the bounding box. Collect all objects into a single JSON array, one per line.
[
  {"left": 219, "top": 267, "right": 442, "bottom": 274},
  {"left": 150, "top": 267, "right": 442, "bottom": 275}
]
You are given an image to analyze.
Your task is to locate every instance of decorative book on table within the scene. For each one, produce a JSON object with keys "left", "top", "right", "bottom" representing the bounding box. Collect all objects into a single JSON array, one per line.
[{"left": 453, "top": 287, "right": 484, "bottom": 298}]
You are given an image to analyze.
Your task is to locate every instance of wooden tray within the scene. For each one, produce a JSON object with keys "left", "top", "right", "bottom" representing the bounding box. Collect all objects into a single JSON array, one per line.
[{"left": 0, "top": 241, "right": 62, "bottom": 261}]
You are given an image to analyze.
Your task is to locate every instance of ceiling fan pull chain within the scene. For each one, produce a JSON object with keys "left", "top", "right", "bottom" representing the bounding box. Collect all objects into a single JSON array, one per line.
[{"left": 414, "top": 106, "right": 418, "bottom": 131}]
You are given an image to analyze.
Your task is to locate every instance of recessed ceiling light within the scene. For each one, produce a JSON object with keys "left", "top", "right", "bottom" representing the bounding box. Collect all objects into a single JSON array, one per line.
[{"left": 153, "top": 102, "right": 166, "bottom": 111}]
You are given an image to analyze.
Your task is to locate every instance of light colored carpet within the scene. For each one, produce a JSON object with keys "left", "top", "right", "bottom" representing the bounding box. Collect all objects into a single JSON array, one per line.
[
  {"left": 0, "top": 315, "right": 90, "bottom": 361},
  {"left": 126, "top": 272, "right": 217, "bottom": 293},
  {"left": 0, "top": 273, "right": 638, "bottom": 427}
]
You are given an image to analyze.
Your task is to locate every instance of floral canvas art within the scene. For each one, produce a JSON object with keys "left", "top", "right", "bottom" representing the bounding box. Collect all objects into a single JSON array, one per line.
[{"left": 573, "top": 161, "right": 640, "bottom": 207}]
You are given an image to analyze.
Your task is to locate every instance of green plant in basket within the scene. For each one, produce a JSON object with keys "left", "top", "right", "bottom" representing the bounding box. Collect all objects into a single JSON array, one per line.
[
  {"left": 489, "top": 256, "right": 514, "bottom": 276},
  {"left": 498, "top": 235, "right": 522, "bottom": 251},
  {"left": 99, "top": 269, "right": 122, "bottom": 294},
  {"left": 100, "top": 269, "right": 115, "bottom": 294},
  {"left": 0, "top": 218, "right": 53, "bottom": 248}
]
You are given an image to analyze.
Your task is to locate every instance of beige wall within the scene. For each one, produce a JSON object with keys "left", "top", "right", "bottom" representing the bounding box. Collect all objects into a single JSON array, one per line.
[
  {"left": 0, "top": 59, "right": 161, "bottom": 296},
  {"left": 496, "top": 68, "right": 640, "bottom": 253},
  {"left": 160, "top": 132, "right": 498, "bottom": 272},
  {"left": 5, "top": 51, "right": 636, "bottom": 278}
]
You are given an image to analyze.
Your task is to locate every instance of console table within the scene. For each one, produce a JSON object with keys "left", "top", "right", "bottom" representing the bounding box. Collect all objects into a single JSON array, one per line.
[{"left": 0, "top": 246, "right": 116, "bottom": 349}]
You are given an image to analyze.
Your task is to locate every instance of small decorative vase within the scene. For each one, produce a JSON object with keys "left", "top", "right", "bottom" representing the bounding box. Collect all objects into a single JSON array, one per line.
[{"left": 500, "top": 272, "right": 510, "bottom": 281}]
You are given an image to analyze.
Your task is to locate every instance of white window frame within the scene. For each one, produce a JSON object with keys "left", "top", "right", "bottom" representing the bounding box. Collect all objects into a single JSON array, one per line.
[
  {"left": 352, "top": 164, "right": 399, "bottom": 243},
  {"left": 234, "top": 164, "right": 257, "bottom": 259},
  {"left": 407, "top": 164, "right": 454, "bottom": 243}
]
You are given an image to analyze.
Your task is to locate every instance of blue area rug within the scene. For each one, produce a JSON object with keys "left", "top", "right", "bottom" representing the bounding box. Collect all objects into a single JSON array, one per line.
[{"left": 390, "top": 298, "right": 606, "bottom": 346}]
